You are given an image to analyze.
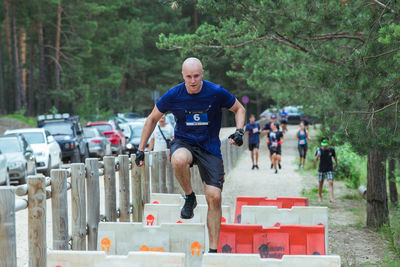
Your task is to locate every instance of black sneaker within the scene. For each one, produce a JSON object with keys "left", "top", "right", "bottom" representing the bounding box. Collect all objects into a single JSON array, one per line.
[
  {"left": 270, "top": 164, "right": 273, "bottom": 169},
  {"left": 255, "top": 165, "right": 259, "bottom": 169},
  {"left": 275, "top": 170, "right": 278, "bottom": 174},
  {"left": 252, "top": 165, "right": 255, "bottom": 170},
  {"left": 278, "top": 163, "right": 281, "bottom": 169},
  {"left": 181, "top": 193, "right": 197, "bottom": 219}
]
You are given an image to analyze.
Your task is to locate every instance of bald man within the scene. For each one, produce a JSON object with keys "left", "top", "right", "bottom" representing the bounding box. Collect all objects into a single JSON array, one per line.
[{"left": 135, "top": 57, "right": 246, "bottom": 253}]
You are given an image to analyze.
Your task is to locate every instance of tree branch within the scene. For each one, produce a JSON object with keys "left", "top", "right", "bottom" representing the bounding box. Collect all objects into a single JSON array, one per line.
[
  {"left": 370, "top": 0, "right": 397, "bottom": 14},
  {"left": 364, "top": 48, "right": 400, "bottom": 60},
  {"left": 297, "top": 32, "right": 365, "bottom": 43}
]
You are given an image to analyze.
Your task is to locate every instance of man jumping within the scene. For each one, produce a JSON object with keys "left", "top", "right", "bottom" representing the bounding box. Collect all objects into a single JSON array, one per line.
[{"left": 135, "top": 57, "right": 246, "bottom": 253}]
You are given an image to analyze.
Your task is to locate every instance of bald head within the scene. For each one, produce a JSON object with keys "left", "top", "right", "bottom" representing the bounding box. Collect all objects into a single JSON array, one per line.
[
  {"left": 182, "top": 57, "right": 203, "bottom": 71},
  {"left": 182, "top": 57, "right": 204, "bottom": 94}
]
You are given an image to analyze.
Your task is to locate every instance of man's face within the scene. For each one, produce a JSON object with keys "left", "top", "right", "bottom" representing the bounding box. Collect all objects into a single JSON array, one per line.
[
  {"left": 182, "top": 64, "right": 204, "bottom": 93},
  {"left": 249, "top": 116, "right": 255, "bottom": 123}
]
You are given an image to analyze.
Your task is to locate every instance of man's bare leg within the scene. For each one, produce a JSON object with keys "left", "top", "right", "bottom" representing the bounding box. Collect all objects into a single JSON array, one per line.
[
  {"left": 328, "top": 180, "right": 334, "bottom": 202},
  {"left": 251, "top": 150, "right": 254, "bottom": 165},
  {"left": 255, "top": 148, "right": 259, "bottom": 166},
  {"left": 204, "top": 183, "right": 222, "bottom": 250},
  {"left": 318, "top": 181, "right": 324, "bottom": 202},
  {"left": 171, "top": 148, "right": 193, "bottom": 195}
]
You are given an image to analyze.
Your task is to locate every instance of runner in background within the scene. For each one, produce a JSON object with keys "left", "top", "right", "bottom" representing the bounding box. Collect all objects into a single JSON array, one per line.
[
  {"left": 245, "top": 114, "right": 260, "bottom": 170},
  {"left": 297, "top": 121, "right": 311, "bottom": 168},
  {"left": 262, "top": 114, "right": 280, "bottom": 169},
  {"left": 148, "top": 114, "right": 174, "bottom": 152},
  {"left": 315, "top": 139, "right": 338, "bottom": 203},
  {"left": 280, "top": 107, "right": 288, "bottom": 133},
  {"left": 267, "top": 123, "right": 284, "bottom": 174}
]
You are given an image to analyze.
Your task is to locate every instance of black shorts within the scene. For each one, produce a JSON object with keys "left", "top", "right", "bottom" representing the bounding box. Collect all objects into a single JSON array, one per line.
[
  {"left": 170, "top": 139, "right": 225, "bottom": 189},
  {"left": 298, "top": 144, "right": 308, "bottom": 158},
  {"left": 280, "top": 119, "right": 288, "bottom": 124},
  {"left": 248, "top": 143, "right": 259, "bottom": 151},
  {"left": 270, "top": 146, "right": 281, "bottom": 155}
]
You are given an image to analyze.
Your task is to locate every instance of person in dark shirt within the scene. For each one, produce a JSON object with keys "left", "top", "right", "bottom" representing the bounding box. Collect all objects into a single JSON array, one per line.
[
  {"left": 262, "top": 114, "right": 280, "bottom": 169},
  {"left": 245, "top": 114, "right": 260, "bottom": 170},
  {"left": 315, "top": 139, "right": 338, "bottom": 203},
  {"left": 267, "top": 123, "right": 284, "bottom": 174}
]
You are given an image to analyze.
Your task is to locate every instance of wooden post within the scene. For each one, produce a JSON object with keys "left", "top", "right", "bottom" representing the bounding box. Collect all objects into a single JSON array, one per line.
[
  {"left": 51, "top": 169, "right": 69, "bottom": 250},
  {"left": 166, "top": 150, "right": 175, "bottom": 193},
  {"left": 86, "top": 158, "right": 100, "bottom": 250},
  {"left": 103, "top": 156, "right": 117, "bottom": 222},
  {"left": 0, "top": 187, "right": 16, "bottom": 267},
  {"left": 118, "top": 154, "right": 130, "bottom": 222},
  {"left": 131, "top": 155, "right": 143, "bottom": 222},
  {"left": 71, "top": 163, "right": 87, "bottom": 250},
  {"left": 150, "top": 151, "right": 160, "bottom": 193},
  {"left": 159, "top": 150, "right": 167, "bottom": 193},
  {"left": 28, "top": 175, "right": 47, "bottom": 267},
  {"left": 141, "top": 152, "right": 150, "bottom": 204}
]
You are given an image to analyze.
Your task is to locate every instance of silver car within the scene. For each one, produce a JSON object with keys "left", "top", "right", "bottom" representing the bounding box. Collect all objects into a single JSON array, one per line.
[
  {"left": 0, "top": 149, "right": 8, "bottom": 185},
  {"left": 83, "top": 127, "right": 110, "bottom": 157},
  {"left": 0, "top": 135, "right": 36, "bottom": 184}
]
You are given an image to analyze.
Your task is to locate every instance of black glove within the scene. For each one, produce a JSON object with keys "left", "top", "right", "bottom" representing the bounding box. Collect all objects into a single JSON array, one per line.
[
  {"left": 229, "top": 129, "right": 244, "bottom": 146},
  {"left": 135, "top": 150, "right": 145, "bottom": 166}
]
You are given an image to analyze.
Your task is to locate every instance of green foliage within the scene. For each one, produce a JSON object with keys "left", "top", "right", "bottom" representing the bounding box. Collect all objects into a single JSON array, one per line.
[
  {"left": 5, "top": 113, "right": 36, "bottom": 126},
  {"left": 381, "top": 209, "right": 400, "bottom": 263},
  {"left": 335, "top": 143, "right": 363, "bottom": 189}
]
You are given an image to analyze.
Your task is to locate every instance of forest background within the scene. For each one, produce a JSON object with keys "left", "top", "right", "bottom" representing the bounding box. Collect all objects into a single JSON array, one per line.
[{"left": 0, "top": 0, "right": 399, "bottom": 235}]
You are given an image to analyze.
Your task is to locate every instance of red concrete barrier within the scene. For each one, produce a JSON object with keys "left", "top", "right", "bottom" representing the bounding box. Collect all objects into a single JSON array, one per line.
[
  {"left": 218, "top": 224, "right": 325, "bottom": 258},
  {"left": 235, "top": 197, "right": 309, "bottom": 223}
]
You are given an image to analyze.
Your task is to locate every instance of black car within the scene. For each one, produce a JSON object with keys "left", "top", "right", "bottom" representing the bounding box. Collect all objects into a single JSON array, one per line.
[
  {"left": 38, "top": 114, "right": 89, "bottom": 163},
  {"left": 284, "top": 106, "right": 305, "bottom": 125}
]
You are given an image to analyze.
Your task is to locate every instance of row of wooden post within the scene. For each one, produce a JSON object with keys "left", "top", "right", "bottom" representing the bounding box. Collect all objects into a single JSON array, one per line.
[{"left": 0, "top": 134, "right": 249, "bottom": 267}]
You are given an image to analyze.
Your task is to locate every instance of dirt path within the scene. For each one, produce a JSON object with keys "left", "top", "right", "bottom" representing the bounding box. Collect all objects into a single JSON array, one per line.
[{"left": 222, "top": 125, "right": 303, "bottom": 207}]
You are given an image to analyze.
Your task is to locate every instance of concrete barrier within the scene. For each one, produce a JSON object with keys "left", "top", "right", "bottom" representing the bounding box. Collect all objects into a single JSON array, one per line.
[
  {"left": 47, "top": 250, "right": 186, "bottom": 267},
  {"left": 151, "top": 193, "right": 207, "bottom": 205},
  {"left": 202, "top": 254, "right": 341, "bottom": 267},
  {"left": 144, "top": 204, "right": 231, "bottom": 225},
  {"left": 241, "top": 206, "right": 328, "bottom": 252},
  {"left": 98, "top": 222, "right": 204, "bottom": 267}
]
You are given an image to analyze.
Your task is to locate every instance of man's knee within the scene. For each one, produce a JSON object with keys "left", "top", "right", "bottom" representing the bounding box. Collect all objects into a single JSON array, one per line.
[
  {"left": 171, "top": 149, "right": 192, "bottom": 168},
  {"left": 206, "top": 191, "right": 221, "bottom": 208}
]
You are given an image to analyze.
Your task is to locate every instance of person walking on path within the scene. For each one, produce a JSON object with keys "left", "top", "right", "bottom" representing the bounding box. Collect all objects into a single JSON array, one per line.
[
  {"left": 297, "top": 121, "right": 311, "bottom": 168},
  {"left": 135, "top": 57, "right": 246, "bottom": 253},
  {"left": 245, "top": 114, "right": 260, "bottom": 169},
  {"left": 315, "top": 139, "right": 338, "bottom": 203},
  {"left": 267, "top": 122, "right": 284, "bottom": 174},
  {"left": 262, "top": 114, "right": 280, "bottom": 169},
  {"left": 148, "top": 114, "right": 174, "bottom": 152},
  {"left": 280, "top": 108, "right": 288, "bottom": 133}
]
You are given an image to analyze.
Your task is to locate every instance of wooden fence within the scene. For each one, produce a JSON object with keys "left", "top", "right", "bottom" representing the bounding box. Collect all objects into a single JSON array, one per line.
[{"left": 0, "top": 135, "right": 248, "bottom": 267}]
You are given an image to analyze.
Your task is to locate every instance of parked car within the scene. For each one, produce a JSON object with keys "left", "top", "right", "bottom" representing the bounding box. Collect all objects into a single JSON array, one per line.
[
  {"left": 4, "top": 128, "right": 62, "bottom": 176},
  {"left": 125, "top": 121, "right": 146, "bottom": 154},
  {"left": 284, "top": 106, "right": 305, "bottom": 124},
  {"left": 86, "top": 121, "right": 126, "bottom": 154},
  {"left": 117, "top": 112, "right": 145, "bottom": 122},
  {"left": 0, "top": 134, "right": 36, "bottom": 184},
  {"left": 83, "top": 127, "right": 110, "bottom": 157},
  {"left": 119, "top": 123, "right": 133, "bottom": 140},
  {"left": 0, "top": 149, "right": 9, "bottom": 185}
]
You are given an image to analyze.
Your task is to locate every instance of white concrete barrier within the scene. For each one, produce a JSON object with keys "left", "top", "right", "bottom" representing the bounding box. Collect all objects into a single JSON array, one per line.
[
  {"left": 202, "top": 254, "right": 341, "bottom": 267},
  {"left": 144, "top": 204, "right": 231, "bottom": 225},
  {"left": 151, "top": 193, "right": 207, "bottom": 205},
  {"left": 98, "top": 222, "right": 204, "bottom": 267},
  {"left": 47, "top": 250, "right": 186, "bottom": 267},
  {"left": 241, "top": 206, "right": 328, "bottom": 253}
]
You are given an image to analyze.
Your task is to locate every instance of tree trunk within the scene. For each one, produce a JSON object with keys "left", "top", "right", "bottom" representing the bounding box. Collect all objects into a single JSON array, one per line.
[
  {"left": 12, "top": 6, "right": 24, "bottom": 111},
  {"left": 0, "top": 26, "right": 6, "bottom": 114},
  {"left": 27, "top": 22, "right": 36, "bottom": 116},
  {"left": 3, "top": 0, "right": 13, "bottom": 113},
  {"left": 54, "top": 0, "right": 62, "bottom": 110},
  {"left": 37, "top": 21, "right": 48, "bottom": 114},
  {"left": 388, "top": 157, "right": 398, "bottom": 205},
  {"left": 193, "top": 0, "right": 199, "bottom": 30},
  {"left": 366, "top": 149, "right": 389, "bottom": 228},
  {"left": 20, "top": 28, "right": 27, "bottom": 107}
]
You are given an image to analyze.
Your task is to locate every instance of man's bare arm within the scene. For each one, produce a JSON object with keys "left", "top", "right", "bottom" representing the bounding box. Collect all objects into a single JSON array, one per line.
[
  {"left": 229, "top": 99, "right": 246, "bottom": 130},
  {"left": 138, "top": 106, "right": 164, "bottom": 152}
]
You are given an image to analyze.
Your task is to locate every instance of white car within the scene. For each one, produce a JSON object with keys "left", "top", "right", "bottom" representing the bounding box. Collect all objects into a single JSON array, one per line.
[
  {"left": 0, "top": 149, "right": 8, "bottom": 185},
  {"left": 4, "top": 128, "right": 62, "bottom": 176}
]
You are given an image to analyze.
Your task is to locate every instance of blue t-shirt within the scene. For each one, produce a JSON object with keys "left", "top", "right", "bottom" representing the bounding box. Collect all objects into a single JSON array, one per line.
[
  {"left": 156, "top": 80, "right": 236, "bottom": 159},
  {"left": 280, "top": 111, "right": 288, "bottom": 120},
  {"left": 245, "top": 122, "right": 260, "bottom": 144}
]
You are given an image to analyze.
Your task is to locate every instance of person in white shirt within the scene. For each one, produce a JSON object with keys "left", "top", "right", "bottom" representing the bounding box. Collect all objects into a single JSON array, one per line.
[{"left": 148, "top": 114, "right": 174, "bottom": 152}]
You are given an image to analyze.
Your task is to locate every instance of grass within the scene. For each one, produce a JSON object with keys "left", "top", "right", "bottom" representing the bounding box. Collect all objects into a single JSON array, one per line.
[{"left": 4, "top": 113, "right": 36, "bottom": 126}]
